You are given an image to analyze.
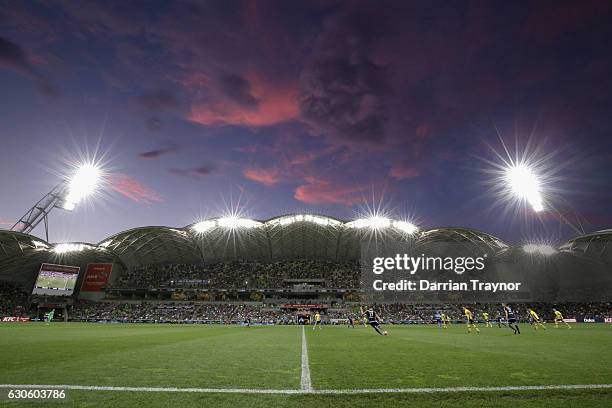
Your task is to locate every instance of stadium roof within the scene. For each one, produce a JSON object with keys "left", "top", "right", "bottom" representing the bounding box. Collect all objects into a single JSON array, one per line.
[
  {"left": 1, "top": 214, "right": 610, "bottom": 284},
  {"left": 558, "top": 229, "right": 612, "bottom": 259}
]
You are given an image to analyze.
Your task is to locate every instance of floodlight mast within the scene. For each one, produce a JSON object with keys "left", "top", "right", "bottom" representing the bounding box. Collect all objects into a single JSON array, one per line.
[
  {"left": 10, "top": 181, "right": 69, "bottom": 241},
  {"left": 10, "top": 163, "right": 101, "bottom": 241}
]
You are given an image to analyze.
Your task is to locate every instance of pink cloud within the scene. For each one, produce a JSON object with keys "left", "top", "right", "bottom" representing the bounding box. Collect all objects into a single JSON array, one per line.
[
  {"left": 107, "top": 174, "right": 163, "bottom": 205},
  {"left": 189, "top": 75, "right": 299, "bottom": 127},
  {"left": 294, "top": 176, "right": 364, "bottom": 206},
  {"left": 388, "top": 162, "right": 420, "bottom": 180},
  {"left": 243, "top": 167, "right": 283, "bottom": 187},
  {"left": 0, "top": 217, "right": 13, "bottom": 226},
  {"left": 288, "top": 145, "right": 339, "bottom": 166}
]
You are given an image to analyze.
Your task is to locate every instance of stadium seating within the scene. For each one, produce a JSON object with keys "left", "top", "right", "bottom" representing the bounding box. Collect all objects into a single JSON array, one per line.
[
  {"left": 0, "top": 281, "right": 29, "bottom": 317},
  {"left": 112, "top": 260, "right": 361, "bottom": 290}
]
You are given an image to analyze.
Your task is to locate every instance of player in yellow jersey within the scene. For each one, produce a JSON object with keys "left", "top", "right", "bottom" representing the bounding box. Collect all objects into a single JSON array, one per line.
[
  {"left": 553, "top": 308, "right": 571, "bottom": 329},
  {"left": 442, "top": 313, "right": 451, "bottom": 328},
  {"left": 442, "top": 313, "right": 450, "bottom": 329},
  {"left": 528, "top": 308, "right": 546, "bottom": 330},
  {"left": 463, "top": 306, "right": 480, "bottom": 333},
  {"left": 312, "top": 312, "right": 322, "bottom": 330},
  {"left": 482, "top": 311, "right": 492, "bottom": 327}
]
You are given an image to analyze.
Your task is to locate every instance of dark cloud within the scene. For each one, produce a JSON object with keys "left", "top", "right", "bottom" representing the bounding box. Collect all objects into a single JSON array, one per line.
[
  {"left": 138, "top": 89, "right": 179, "bottom": 111},
  {"left": 0, "top": 36, "right": 59, "bottom": 96},
  {"left": 144, "top": 117, "right": 163, "bottom": 131},
  {"left": 38, "top": 81, "right": 60, "bottom": 97},
  {"left": 193, "top": 165, "right": 214, "bottom": 175},
  {"left": 138, "top": 146, "right": 176, "bottom": 159},
  {"left": 299, "top": 13, "right": 387, "bottom": 144},
  {"left": 217, "top": 73, "right": 259, "bottom": 109},
  {"left": 0, "top": 36, "right": 31, "bottom": 72},
  {"left": 168, "top": 164, "right": 215, "bottom": 178},
  {"left": 1, "top": 1, "right": 612, "bottom": 240}
]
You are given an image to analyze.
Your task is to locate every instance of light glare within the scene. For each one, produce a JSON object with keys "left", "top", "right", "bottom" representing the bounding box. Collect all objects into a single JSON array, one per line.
[
  {"left": 393, "top": 220, "right": 419, "bottom": 234},
  {"left": 522, "top": 243, "right": 556, "bottom": 256},
  {"left": 217, "top": 216, "right": 261, "bottom": 229},
  {"left": 348, "top": 216, "right": 391, "bottom": 230},
  {"left": 63, "top": 164, "right": 101, "bottom": 210},
  {"left": 192, "top": 220, "right": 216, "bottom": 233},
  {"left": 505, "top": 164, "right": 544, "bottom": 212},
  {"left": 52, "top": 243, "right": 92, "bottom": 254}
]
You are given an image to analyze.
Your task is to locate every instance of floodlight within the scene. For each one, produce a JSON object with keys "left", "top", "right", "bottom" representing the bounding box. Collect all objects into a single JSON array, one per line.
[
  {"left": 274, "top": 214, "right": 341, "bottom": 227},
  {"left": 52, "top": 243, "right": 91, "bottom": 254},
  {"left": 505, "top": 164, "right": 544, "bottom": 212},
  {"left": 63, "top": 164, "right": 101, "bottom": 210},
  {"left": 217, "top": 216, "right": 261, "bottom": 229},
  {"left": 522, "top": 243, "right": 556, "bottom": 256},
  {"left": 192, "top": 220, "right": 216, "bottom": 233},
  {"left": 348, "top": 216, "right": 391, "bottom": 229},
  {"left": 392, "top": 220, "right": 419, "bottom": 234}
]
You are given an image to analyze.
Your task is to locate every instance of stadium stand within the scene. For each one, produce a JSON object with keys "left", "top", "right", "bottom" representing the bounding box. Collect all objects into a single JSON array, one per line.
[
  {"left": 0, "top": 280, "right": 29, "bottom": 317},
  {"left": 0, "top": 216, "right": 610, "bottom": 324},
  {"left": 113, "top": 260, "right": 360, "bottom": 290},
  {"left": 5, "top": 298, "right": 601, "bottom": 324}
]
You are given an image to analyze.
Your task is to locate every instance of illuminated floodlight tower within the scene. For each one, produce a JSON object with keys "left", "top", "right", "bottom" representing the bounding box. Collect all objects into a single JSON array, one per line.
[
  {"left": 11, "top": 164, "right": 101, "bottom": 241},
  {"left": 505, "top": 164, "right": 544, "bottom": 212},
  {"left": 483, "top": 135, "right": 555, "bottom": 215}
]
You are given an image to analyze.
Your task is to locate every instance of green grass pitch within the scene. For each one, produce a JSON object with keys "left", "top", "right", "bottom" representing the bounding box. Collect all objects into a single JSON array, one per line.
[{"left": 0, "top": 323, "right": 610, "bottom": 407}]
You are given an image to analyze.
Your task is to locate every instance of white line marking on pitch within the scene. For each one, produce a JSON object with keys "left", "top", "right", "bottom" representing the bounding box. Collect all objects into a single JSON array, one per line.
[
  {"left": 1, "top": 384, "right": 610, "bottom": 395},
  {"left": 300, "top": 325, "right": 312, "bottom": 391}
]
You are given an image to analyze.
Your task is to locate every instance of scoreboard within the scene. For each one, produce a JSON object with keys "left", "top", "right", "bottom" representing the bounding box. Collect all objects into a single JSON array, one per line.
[{"left": 32, "top": 263, "right": 80, "bottom": 296}]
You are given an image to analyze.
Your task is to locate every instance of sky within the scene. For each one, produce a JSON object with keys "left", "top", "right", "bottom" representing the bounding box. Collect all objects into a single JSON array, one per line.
[{"left": 0, "top": 0, "right": 611, "bottom": 245}]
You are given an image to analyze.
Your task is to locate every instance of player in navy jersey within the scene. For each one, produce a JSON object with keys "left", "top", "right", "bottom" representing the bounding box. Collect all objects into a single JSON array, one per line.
[
  {"left": 435, "top": 311, "right": 443, "bottom": 328},
  {"left": 502, "top": 303, "right": 520, "bottom": 334},
  {"left": 361, "top": 306, "right": 387, "bottom": 335}
]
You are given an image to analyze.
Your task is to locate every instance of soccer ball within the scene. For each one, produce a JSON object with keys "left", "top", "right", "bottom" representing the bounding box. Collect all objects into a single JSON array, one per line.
[{"left": 383, "top": 331, "right": 388, "bottom": 336}]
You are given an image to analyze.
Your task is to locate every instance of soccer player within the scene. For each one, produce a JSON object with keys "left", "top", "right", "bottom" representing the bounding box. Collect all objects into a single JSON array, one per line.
[
  {"left": 441, "top": 312, "right": 450, "bottom": 328},
  {"left": 45, "top": 309, "right": 54, "bottom": 325},
  {"left": 362, "top": 306, "right": 386, "bottom": 335},
  {"left": 312, "top": 312, "right": 322, "bottom": 330},
  {"left": 463, "top": 306, "right": 480, "bottom": 333},
  {"left": 435, "top": 310, "right": 442, "bottom": 328},
  {"left": 347, "top": 314, "right": 355, "bottom": 328},
  {"left": 553, "top": 308, "right": 571, "bottom": 329},
  {"left": 482, "top": 311, "right": 493, "bottom": 328},
  {"left": 502, "top": 303, "right": 520, "bottom": 334},
  {"left": 361, "top": 313, "right": 368, "bottom": 328},
  {"left": 527, "top": 308, "right": 546, "bottom": 330},
  {"left": 496, "top": 310, "right": 507, "bottom": 328}
]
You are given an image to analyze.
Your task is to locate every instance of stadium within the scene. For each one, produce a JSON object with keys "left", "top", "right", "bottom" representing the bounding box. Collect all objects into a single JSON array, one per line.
[
  {"left": 1, "top": 214, "right": 611, "bottom": 407},
  {"left": 2, "top": 1, "right": 612, "bottom": 407}
]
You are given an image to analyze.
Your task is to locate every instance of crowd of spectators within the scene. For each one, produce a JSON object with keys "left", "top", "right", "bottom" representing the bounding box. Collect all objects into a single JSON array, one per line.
[
  {"left": 67, "top": 301, "right": 612, "bottom": 324},
  {"left": 113, "top": 260, "right": 361, "bottom": 290},
  {"left": 372, "top": 302, "right": 612, "bottom": 323},
  {"left": 70, "top": 302, "right": 286, "bottom": 324},
  {"left": 0, "top": 280, "right": 29, "bottom": 317}
]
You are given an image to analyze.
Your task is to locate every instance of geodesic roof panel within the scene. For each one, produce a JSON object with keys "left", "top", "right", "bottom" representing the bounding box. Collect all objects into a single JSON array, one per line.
[
  {"left": 189, "top": 221, "right": 270, "bottom": 262},
  {"left": 416, "top": 227, "right": 509, "bottom": 255},
  {"left": 0, "top": 230, "right": 51, "bottom": 287},
  {"left": 5, "top": 215, "right": 611, "bottom": 286},
  {"left": 267, "top": 215, "right": 343, "bottom": 260},
  {"left": 558, "top": 229, "right": 612, "bottom": 260},
  {"left": 98, "top": 226, "right": 201, "bottom": 267}
]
